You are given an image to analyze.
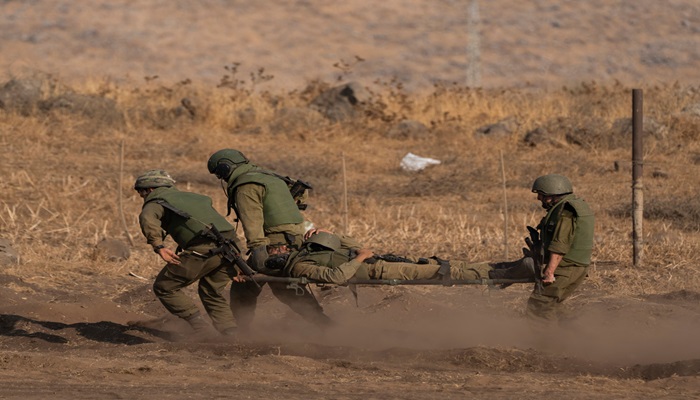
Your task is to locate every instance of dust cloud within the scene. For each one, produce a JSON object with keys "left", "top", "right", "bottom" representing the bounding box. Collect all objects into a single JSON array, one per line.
[{"left": 244, "top": 286, "right": 700, "bottom": 367}]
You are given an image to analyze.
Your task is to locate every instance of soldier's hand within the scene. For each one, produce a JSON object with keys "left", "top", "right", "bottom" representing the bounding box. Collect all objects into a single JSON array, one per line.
[
  {"left": 158, "top": 248, "right": 181, "bottom": 265},
  {"left": 304, "top": 228, "right": 333, "bottom": 240},
  {"left": 542, "top": 267, "right": 556, "bottom": 284},
  {"left": 353, "top": 248, "right": 375, "bottom": 263}
]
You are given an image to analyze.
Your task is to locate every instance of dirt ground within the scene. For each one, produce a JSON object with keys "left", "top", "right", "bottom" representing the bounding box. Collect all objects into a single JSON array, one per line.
[
  {"left": 1, "top": 1, "right": 700, "bottom": 399},
  {"left": 1, "top": 267, "right": 699, "bottom": 399}
]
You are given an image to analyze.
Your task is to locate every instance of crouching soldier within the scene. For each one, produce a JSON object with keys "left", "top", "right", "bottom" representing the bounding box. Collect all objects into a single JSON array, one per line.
[
  {"left": 207, "top": 149, "right": 331, "bottom": 331},
  {"left": 135, "top": 169, "right": 240, "bottom": 336}
]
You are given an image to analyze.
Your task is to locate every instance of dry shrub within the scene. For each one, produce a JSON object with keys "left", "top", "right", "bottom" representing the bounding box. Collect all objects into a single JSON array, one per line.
[
  {"left": 610, "top": 198, "right": 700, "bottom": 233},
  {"left": 1, "top": 75, "right": 699, "bottom": 296}
]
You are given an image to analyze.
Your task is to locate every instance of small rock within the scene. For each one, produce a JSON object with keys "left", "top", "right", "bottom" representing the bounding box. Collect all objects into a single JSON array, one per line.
[
  {"left": 386, "top": 120, "right": 429, "bottom": 139},
  {"left": 94, "top": 238, "right": 131, "bottom": 262},
  {"left": 309, "top": 81, "right": 368, "bottom": 122},
  {"left": 0, "top": 238, "right": 20, "bottom": 265},
  {"left": 475, "top": 116, "right": 519, "bottom": 138},
  {"left": 651, "top": 169, "right": 669, "bottom": 179}
]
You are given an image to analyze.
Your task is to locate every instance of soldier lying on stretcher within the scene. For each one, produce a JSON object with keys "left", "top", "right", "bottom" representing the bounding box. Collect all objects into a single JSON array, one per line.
[{"left": 261, "top": 230, "right": 536, "bottom": 285}]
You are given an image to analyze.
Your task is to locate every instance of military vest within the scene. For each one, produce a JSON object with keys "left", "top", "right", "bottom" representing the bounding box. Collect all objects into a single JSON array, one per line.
[
  {"left": 228, "top": 166, "right": 303, "bottom": 229},
  {"left": 538, "top": 194, "right": 595, "bottom": 266},
  {"left": 144, "top": 187, "right": 234, "bottom": 248}
]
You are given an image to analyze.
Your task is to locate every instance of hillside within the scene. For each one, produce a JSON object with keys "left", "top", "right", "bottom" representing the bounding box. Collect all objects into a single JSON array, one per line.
[{"left": 1, "top": 0, "right": 699, "bottom": 90}]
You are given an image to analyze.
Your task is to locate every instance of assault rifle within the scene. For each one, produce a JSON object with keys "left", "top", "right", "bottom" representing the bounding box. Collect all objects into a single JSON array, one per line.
[
  {"left": 202, "top": 224, "right": 260, "bottom": 287},
  {"left": 152, "top": 199, "right": 260, "bottom": 286},
  {"left": 524, "top": 225, "right": 544, "bottom": 293},
  {"left": 288, "top": 178, "right": 312, "bottom": 210}
]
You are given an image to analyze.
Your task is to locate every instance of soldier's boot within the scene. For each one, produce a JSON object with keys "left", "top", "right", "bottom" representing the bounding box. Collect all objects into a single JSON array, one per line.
[
  {"left": 488, "top": 268, "right": 506, "bottom": 280},
  {"left": 488, "top": 257, "right": 535, "bottom": 279},
  {"left": 184, "top": 312, "right": 210, "bottom": 333},
  {"left": 490, "top": 257, "right": 526, "bottom": 270},
  {"left": 221, "top": 327, "right": 237, "bottom": 337},
  {"left": 488, "top": 257, "right": 535, "bottom": 289}
]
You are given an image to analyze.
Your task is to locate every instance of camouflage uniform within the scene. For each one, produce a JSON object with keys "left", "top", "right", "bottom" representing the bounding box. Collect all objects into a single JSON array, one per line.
[{"left": 138, "top": 183, "right": 238, "bottom": 334}]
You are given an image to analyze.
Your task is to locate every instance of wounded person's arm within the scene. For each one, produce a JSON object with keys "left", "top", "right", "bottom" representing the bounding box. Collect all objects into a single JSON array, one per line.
[
  {"left": 290, "top": 259, "right": 364, "bottom": 284},
  {"left": 289, "top": 248, "right": 374, "bottom": 284}
]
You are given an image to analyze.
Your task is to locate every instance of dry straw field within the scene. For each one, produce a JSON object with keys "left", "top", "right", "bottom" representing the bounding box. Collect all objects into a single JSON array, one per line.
[
  {"left": 1, "top": 70, "right": 700, "bottom": 398},
  {"left": 3, "top": 1, "right": 700, "bottom": 397},
  {"left": 2, "top": 73, "right": 699, "bottom": 292}
]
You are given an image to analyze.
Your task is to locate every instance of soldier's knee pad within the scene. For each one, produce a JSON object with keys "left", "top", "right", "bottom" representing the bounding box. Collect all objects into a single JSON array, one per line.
[{"left": 152, "top": 280, "right": 169, "bottom": 298}]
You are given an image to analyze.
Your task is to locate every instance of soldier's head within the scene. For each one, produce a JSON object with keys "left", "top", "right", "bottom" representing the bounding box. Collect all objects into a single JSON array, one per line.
[
  {"left": 531, "top": 174, "right": 573, "bottom": 209},
  {"left": 134, "top": 169, "right": 176, "bottom": 198},
  {"left": 304, "top": 231, "right": 342, "bottom": 252},
  {"left": 207, "top": 149, "right": 249, "bottom": 180}
]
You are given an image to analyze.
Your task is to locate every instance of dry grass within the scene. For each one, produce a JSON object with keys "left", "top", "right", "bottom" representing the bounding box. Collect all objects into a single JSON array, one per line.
[{"left": 1, "top": 73, "right": 699, "bottom": 296}]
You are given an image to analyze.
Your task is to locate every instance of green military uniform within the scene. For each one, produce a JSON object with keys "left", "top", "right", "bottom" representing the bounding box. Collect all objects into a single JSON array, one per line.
[
  {"left": 527, "top": 193, "right": 595, "bottom": 320},
  {"left": 139, "top": 186, "right": 239, "bottom": 333},
  {"left": 224, "top": 163, "right": 330, "bottom": 329},
  {"left": 282, "top": 234, "right": 494, "bottom": 284},
  {"left": 288, "top": 257, "right": 493, "bottom": 283},
  {"left": 227, "top": 163, "right": 305, "bottom": 248}
]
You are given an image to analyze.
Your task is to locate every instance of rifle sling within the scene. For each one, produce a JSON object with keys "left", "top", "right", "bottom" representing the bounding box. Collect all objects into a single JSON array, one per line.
[{"left": 153, "top": 199, "right": 192, "bottom": 219}]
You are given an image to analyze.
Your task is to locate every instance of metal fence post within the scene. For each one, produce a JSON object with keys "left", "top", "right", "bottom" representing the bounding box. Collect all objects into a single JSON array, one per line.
[{"left": 632, "top": 89, "right": 644, "bottom": 267}]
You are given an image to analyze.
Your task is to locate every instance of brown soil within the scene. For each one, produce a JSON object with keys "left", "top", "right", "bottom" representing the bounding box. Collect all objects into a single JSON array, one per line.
[
  {"left": 1, "top": 1, "right": 700, "bottom": 399},
  {"left": 1, "top": 271, "right": 699, "bottom": 399}
]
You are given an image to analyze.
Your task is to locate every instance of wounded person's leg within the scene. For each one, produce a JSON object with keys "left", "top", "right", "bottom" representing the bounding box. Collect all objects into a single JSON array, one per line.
[
  {"left": 365, "top": 261, "right": 440, "bottom": 280},
  {"left": 487, "top": 257, "right": 535, "bottom": 279},
  {"left": 449, "top": 261, "right": 492, "bottom": 280},
  {"left": 364, "top": 260, "right": 493, "bottom": 281}
]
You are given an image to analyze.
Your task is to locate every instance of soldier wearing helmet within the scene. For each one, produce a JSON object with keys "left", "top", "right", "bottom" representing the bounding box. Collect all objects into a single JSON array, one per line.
[
  {"left": 135, "top": 169, "right": 240, "bottom": 336},
  {"left": 526, "top": 173, "right": 595, "bottom": 320},
  {"left": 207, "top": 149, "right": 331, "bottom": 331}
]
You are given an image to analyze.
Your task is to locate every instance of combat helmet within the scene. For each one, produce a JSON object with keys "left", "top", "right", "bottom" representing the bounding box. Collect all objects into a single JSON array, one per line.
[
  {"left": 304, "top": 232, "right": 342, "bottom": 251},
  {"left": 531, "top": 174, "right": 573, "bottom": 196},
  {"left": 207, "top": 149, "right": 249, "bottom": 180},
  {"left": 134, "top": 169, "right": 176, "bottom": 190}
]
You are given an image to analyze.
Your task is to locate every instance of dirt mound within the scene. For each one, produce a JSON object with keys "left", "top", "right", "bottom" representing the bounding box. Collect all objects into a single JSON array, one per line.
[
  {"left": 626, "top": 359, "right": 700, "bottom": 381},
  {"left": 646, "top": 289, "right": 700, "bottom": 304}
]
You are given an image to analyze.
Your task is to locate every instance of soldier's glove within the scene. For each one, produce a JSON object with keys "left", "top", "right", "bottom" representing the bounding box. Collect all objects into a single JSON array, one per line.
[{"left": 247, "top": 245, "right": 269, "bottom": 273}]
